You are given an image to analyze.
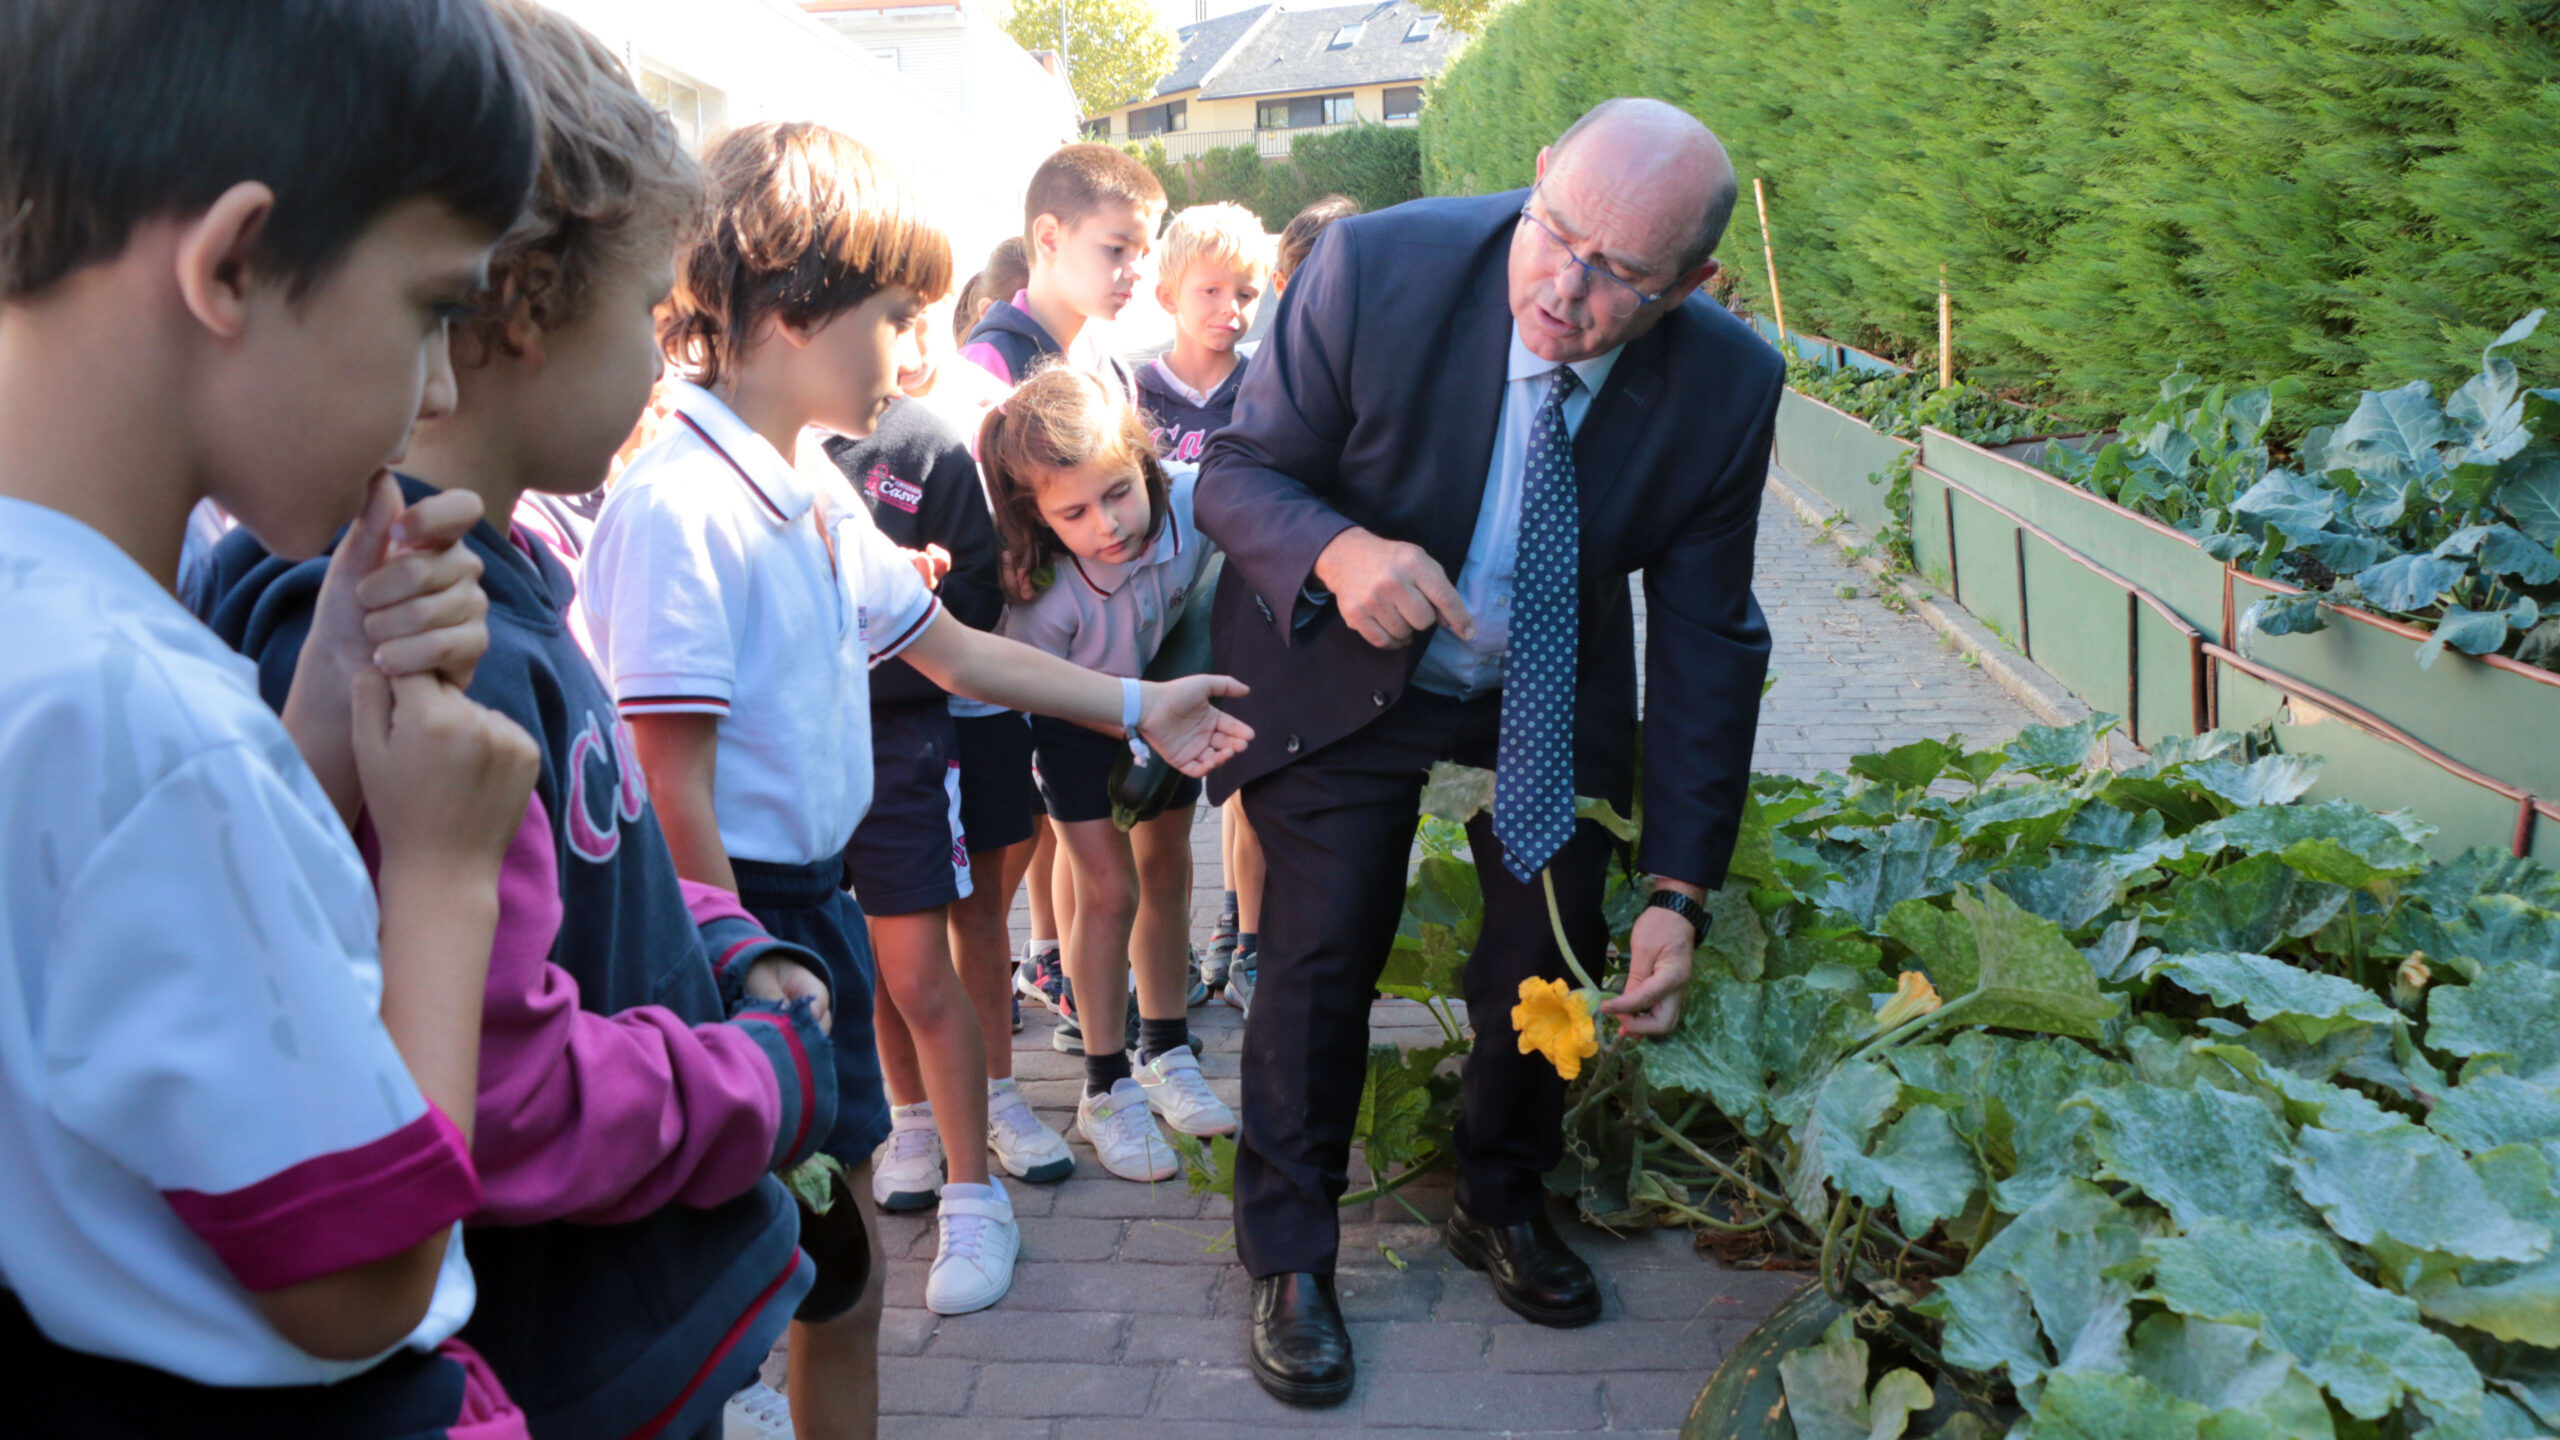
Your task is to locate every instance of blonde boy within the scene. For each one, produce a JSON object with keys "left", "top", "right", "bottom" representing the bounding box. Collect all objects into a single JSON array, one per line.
[{"left": 1138, "top": 201, "right": 1268, "bottom": 465}]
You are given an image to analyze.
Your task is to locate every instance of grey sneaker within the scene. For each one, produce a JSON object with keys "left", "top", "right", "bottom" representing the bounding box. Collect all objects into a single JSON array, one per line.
[{"left": 1223, "top": 948, "right": 1257, "bottom": 1017}]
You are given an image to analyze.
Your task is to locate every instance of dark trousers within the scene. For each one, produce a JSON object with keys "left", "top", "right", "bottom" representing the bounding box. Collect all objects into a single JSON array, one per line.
[{"left": 1233, "top": 687, "right": 1613, "bottom": 1279}]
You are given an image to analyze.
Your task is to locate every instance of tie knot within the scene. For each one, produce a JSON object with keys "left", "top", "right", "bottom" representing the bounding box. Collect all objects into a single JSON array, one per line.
[{"left": 1546, "top": 367, "right": 1580, "bottom": 406}]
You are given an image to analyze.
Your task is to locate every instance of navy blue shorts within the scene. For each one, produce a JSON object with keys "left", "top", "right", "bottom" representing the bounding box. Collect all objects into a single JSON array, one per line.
[
  {"left": 1030, "top": 713, "right": 1200, "bottom": 825},
  {"left": 732, "top": 856, "right": 892, "bottom": 1163},
  {"left": 842, "top": 705, "right": 968, "bottom": 916},
  {"left": 954, "top": 710, "right": 1038, "bottom": 853}
]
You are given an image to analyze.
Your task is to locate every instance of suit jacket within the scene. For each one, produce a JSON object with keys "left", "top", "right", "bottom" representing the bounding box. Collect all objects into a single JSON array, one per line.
[{"left": 1193, "top": 189, "right": 1783, "bottom": 889}]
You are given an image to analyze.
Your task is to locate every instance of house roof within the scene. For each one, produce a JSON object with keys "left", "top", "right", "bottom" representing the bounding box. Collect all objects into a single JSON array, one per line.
[{"left": 1150, "top": 0, "right": 1459, "bottom": 102}]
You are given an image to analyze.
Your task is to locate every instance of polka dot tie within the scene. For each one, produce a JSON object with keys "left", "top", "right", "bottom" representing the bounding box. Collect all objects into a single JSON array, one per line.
[{"left": 1494, "top": 366, "right": 1580, "bottom": 883}]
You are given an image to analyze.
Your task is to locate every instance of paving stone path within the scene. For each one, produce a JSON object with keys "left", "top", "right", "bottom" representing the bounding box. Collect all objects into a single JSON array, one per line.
[{"left": 763, "top": 485, "right": 2043, "bottom": 1436}]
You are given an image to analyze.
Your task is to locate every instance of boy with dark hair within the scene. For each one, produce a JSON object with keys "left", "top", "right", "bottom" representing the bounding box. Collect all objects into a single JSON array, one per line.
[
  {"left": 957, "top": 142, "right": 1164, "bottom": 395},
  {"left": 194, "top": 7, "right": 849, "bottom": 1437},
  {"left": 0, "top": 0, "right": 545, "bottom": 1434}
]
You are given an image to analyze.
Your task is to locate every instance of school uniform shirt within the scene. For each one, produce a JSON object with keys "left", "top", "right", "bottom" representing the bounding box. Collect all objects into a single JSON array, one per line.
[
  {"left": 195, "top": 481, "right": 837, "bottom": 1440},
  {"left": 0, "top": 497, "right": 482, "bottom": 1387},
  {"left": 822, "top": 397, "right": 1004, "bottom": 712},
  {"left": 996, "top": 463, "right": 1212, "bottom": 678},
  {"left": 1137, "top": 353, "right": 1247, "bottom": 465},
  {"left": 582, "top": 380, "right": 941, "bottom": 867}
]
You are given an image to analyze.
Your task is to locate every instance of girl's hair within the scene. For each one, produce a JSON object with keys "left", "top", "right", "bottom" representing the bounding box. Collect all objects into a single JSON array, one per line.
[
  {"left": 981, "top": 235, "right": 1029, "bottom": 303},
  {"left": 1276, "top": 193, "right": 1361, "bottom": 285},
  {"left": 660, "top": 121, "right": 953, "bottom": 385},
  {"left": 977, "top": 364, "right": 1170, "bottom": 604},
  {"left": 949, "top": 270, "right": 985, "bottom": 346},
  {"left": 460, "top": 0, "right": 702, "bottom": 363}
]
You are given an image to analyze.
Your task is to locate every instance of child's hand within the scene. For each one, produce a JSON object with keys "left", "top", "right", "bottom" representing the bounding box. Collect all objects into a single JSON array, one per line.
[
  {"left": 745, "top": 957, "right": 834, "bottom": 1033},
  {"left": 1138, "top": 675, "right": 1256, "bottom": 777},
  {"left": 903, "top": 544, "right": 951, "bottom": 590},
  {"left": 353, "top": 668, "right": 540, "bottom": 879},
  {"left": 310, "top": 472, "right": 492, "bottom": 694}
]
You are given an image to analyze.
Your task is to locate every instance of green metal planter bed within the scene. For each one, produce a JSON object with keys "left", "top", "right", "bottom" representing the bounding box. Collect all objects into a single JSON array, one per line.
[{"left": 1772, "top": 388, "right": 1911, "bottom": 538}]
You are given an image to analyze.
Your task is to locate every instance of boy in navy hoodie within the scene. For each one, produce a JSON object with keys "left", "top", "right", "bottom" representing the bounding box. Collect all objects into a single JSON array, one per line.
[
  {"left": 196, "top": 8, "right": 840, "bottom": 1437},
  {"left": 1135, "top": 202, "right": 1266, "bottom": 466},
  {"left": 958, "top": 143, "right": 1162, "bottom": 402}
]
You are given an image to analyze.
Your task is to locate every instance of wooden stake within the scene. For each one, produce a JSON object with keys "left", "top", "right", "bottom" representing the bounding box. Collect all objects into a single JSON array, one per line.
[
  {"left": 1938, "top": 264, "right": 1953, "bottom": 389},
  {"left": 1752, "top": 177, "right": 1790, "bottom": 357}
]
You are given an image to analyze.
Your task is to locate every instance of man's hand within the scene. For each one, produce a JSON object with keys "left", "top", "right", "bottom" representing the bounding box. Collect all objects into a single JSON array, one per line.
[
  {"left": 745, "top": 956, "right": 834, "bottom": 1033},
  {"left": 1603, "top": 897, "right": 1699, "bottom": 1038},
  {"left": 1137, "top": 674, "right": 1255, "bottom": 776},
  {"left": 1310, "top": 527, "right": 1474, "bottom": 651}
]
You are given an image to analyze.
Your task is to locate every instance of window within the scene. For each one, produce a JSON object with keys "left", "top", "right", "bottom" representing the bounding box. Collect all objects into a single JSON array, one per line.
[
  {"left": 1260, "top": 93, "right": 1355, "bottom": 129},
  {"left": 1406, "top": 14, "right": 1440, "bottom": 39},
  {"left": 1384, "top": 85, "right": 1424, "bottom": 120},
  {"left": 1082, "top": 117, "right": 1113, "bottom": 140},
  {"left": 867, "top": 46, "right": 901, "bottom": 71},
  {"left": 1329, "top": 22, "right": 1365, "bottom": 47},
  {"left": 636, "top": 65, "right": 702, "bottom": 152},
  {"left": 1130, "top": 99, "right": 1188, "bottom": 136}
]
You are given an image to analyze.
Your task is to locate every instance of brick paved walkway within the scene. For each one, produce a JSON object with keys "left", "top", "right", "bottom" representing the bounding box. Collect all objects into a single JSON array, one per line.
[{"left": 764, "top": 487, "right": 2042, "bottom": 1437}]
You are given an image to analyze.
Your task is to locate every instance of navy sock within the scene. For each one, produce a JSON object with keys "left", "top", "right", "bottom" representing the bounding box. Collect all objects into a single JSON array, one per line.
[
  {"left": 1138, "top": 1016, "right": 1190, "bottom": 1066},
  {"left": 1084, "top": 1048, "right": 1132, "bottom": 1098},
  {"left": 1219, "top": 891, "right": 1239, "bottom": 926},
  {"left": 1237, "top": 934, "right": 1259, "bottom": 965}
]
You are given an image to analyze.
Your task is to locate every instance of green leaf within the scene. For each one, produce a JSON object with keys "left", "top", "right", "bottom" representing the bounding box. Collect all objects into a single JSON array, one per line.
[
  {"left": 2146, "top": 854, "right": 2348, "bottom": 956},
  {"left": 2006, "top": 714, "right": 2119, "bottom": 777},
  {"left": 2420, "top": 606, "right": 2521, "bottom": 669},
  {"left": 1378, "top": 923, "right": 1466, "bottom": 1003},
  {"left": 1851, "top": 736, "right": 1958, "bottom": 792},
  {"left": 1572, "top": 792, "right": 1639, "bottom": 841},
  {"left": 2286, "top": 1123, "right": 2551, "bottom": 1264},
  {"left": 1957, "top": 779, "right": 2094, "bottom": 850},
  {"left": 2428, "top": 1075, "right": 2560, "bottom": 1156},
  {"left": 2355, "top": 552, "right": 2469, "bottom": 615},
  {"left": 1778, "top": 1312, "right": 1937, "bottom": 1440},
  {"left": 2146, "top": 1217, "right": 2485, "bottom": 1421},
  {"left": 1705, "top": 883, "right": 1770, "bottom": 981},
  {"left": 2335, "top": 381, "right": 2451, "bottom": 486},
  {"left": 1886, "top": 895, "right": 1980, "bottom": 994},
  {"left": 784, "top": 1152, "right": 849, "bottom": 1213},
  {"left": 2154, "top": 952, "right": 2395, "bottom": 1034},
  {"left": 1991, "top": 858, "right": 2125, "bottom": 933},
  {"left": 2497, "top": 452, "right": 2560, "bottom": 547},
  {"left": 1952, "top": 885, "right": 2123, "bottom": 1039},
  {"left": 1641, "top": 973, "right": 1870, "bottom": 1136},
  {"left": 2199, "top": 1041, "right": 2400, "bottom": 1135},
  {"left": 2185, "top": 755, "right": 2325, "bottom": 810},
  {"left": 2023, "top": 1372, "right": 2209, "bottom": 1440},
  {"left": 2410, "top": 1146, "right": 2560, "bottom": 1346},
  {"left": 1925, "top": 1180, "right": 2143, "bottom": 1388},
  {"left": 1353, "top": 1039, "right": 1459, "bottom": 1174},
  {"left": 1418, "top": 761, "right": 1497, "bottom": 825},
  {"left": 1166, "top": 1129, "right": 1238, "bottom": 1198},
  {"left": 1889, "top": 1031, "right": 2128, "bottom": 1212},
  {"left": 2410, "top": 849, "right": 2560, "bottom": 915},
  {"left": 2192, "top": 802, "right": 2433, "bottom": 883},
  {"left": 1830, "top": 1101, "right": 1982, "bottom": 1237},
  {"left": 2128, "top": 1314, "right": 2337, "bottom": 1440},
  {"left": 1792, "top": 1055, "right": 1903, "bottom": 1217},
  {"left": 1819, "top": 817, "right": 1962, "bottom": 930},
  {"left": 2431, "top": 964, "right": 2560, "bottom": 1084},
  {"left": 2078, "top": 1083, "right": 2320, "bottom": 1233}
]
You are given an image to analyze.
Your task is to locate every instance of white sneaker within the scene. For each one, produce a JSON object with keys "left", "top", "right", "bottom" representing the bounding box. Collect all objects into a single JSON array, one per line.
[
  {"left": 723, "top": 1380, "right": 793, "bottom": 1440},
  {"left": 1076, "top": 1078, "right": 1179, "bottom": 1182},
  {"left": 870, "top": 1102, "right": 943, "bottom": 1212},
  {"left": 987, "top": 1079, "right": 1075, "bottom": 1183},
  {"left": 924, "top": 1181, "right": 1019, "bottom": 1315},
  {"left": 1136, "top": 1045, "right": 1237, "bottom": 1137}
]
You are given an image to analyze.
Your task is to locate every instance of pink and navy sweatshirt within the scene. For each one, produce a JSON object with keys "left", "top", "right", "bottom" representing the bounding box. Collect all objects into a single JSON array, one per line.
[{"left": 196, "top": 477, "right": 836, "bottom": 1440}]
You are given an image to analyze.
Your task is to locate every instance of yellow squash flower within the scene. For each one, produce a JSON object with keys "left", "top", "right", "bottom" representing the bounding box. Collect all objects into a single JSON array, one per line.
[
  {"left": 1514, "top": 976, "right": 1601, "bottom": 1081},
  {"left": 1875, "top": 970, "right": 1943, "bottom": 1033}
]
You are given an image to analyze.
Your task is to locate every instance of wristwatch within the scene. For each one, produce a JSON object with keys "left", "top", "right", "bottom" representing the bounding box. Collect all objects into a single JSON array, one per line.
[{"left": 1645, "top": 888, "right": 1710, "bottom": 941}]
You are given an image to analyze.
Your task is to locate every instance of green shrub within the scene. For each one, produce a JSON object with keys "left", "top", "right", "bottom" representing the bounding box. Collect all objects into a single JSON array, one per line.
[
  {"left": 1420, "top": 0, "right": 2560, "bottom": 427},
  {"left": 1132, "top": 125, "right": 1423, "bottom": 231}
]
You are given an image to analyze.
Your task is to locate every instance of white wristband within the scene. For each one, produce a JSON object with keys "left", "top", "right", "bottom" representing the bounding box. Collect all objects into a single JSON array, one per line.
[{"left": 1121, "top": 678, "right": 1151, "bottom": 762}]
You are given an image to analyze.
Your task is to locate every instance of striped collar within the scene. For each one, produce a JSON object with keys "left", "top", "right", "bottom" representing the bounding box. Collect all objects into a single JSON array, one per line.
[
  {"left": 666, "top": 379, "right": 816, "bottom": 525},
  {"left": 1067, "top": 486, "right": 1184, "bottom": 598}
]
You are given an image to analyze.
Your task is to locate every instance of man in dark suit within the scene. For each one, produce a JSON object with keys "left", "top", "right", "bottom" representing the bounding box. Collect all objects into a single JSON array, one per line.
[{"left": 1193, "top": 99, "right": 1784, "bottom": 1405}]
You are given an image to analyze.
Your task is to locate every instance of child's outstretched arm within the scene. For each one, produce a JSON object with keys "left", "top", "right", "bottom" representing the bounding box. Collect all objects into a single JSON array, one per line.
[
  {"left": 900, "top": 611, "right": 1254, "bottom": 776},
  {"left": 282, "top": 473, "right": 494, "bottom": 826}
]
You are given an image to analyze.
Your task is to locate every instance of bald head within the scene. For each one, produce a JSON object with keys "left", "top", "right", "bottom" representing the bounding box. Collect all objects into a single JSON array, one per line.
[{"left": 1548, "top": 99, "right": 1737, "bottom": 273}]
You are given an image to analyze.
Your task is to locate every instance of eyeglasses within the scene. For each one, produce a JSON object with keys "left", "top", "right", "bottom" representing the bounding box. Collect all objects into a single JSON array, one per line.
[{"left": 1516, "top": 192, "right": 1665, "bottom": 317}]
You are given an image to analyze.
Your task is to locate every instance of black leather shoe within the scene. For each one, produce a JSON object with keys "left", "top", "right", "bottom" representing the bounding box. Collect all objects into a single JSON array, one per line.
[
  {"left": 1247, "top": 1272, "right": 1355, "bottom": 1406},
  {"left": 1445, "top": 1203, "right": 1603, "bottom": 1327}
]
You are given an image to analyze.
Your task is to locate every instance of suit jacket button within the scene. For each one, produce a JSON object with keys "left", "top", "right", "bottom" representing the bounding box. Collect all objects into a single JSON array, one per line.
[
  {"left": 1371, "top": 690, "right": 1388, "bottom": 707},
  {"left": 1286, "top": 735, "right": 1302, "bottom": 754}
]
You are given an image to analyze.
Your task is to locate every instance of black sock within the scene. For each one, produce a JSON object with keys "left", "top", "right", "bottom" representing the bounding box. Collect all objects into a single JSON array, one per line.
[
  {"left": 1138, "top": 1016, "right": 1190, "bottom": 1066},
  {"left": 1084, "top": 1048, "right": 1132, "bottom": 1097},
  {"left": 1219, "top": 890, "right": 1239, "bottom": 924}
]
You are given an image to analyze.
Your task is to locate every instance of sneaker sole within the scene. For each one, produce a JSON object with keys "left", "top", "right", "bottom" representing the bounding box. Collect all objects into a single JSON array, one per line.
[
  {"left": 925, "top": 1266, "right": 1016, "bottom": 1316},
  {"left": 1014, "top": 968, "right": 1062, "bottom": 1013},
  {"left": 1076, "top": 1124, "right": 1176, "bottom": 1182},
  {"left": 875, "top": 1187, "right": 942, "bottom": 1213},
  {"left": 1051, "top": 1025, "right": 1084, "bottom": 1055},
  {"left": 995, "top": 1152, "right": 1075, "bottom": 1184}
]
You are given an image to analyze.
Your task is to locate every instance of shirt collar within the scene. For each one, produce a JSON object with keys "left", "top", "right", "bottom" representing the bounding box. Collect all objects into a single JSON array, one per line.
[
  {"left": 1506, "top": 322, "right": 1623, "bottom": 397},
  {"left": 1147, "top": 356, "right": 1219, "bottom": 409},
  {"left": 666, "top": 379, "right": 816, "bottom": 524}
]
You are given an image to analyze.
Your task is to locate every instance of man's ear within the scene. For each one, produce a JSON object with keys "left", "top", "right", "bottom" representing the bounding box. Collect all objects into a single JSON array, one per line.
[
  {"left": 1534, "top": 146, "right": 1552, "bottom": 185},
  {"left": 172, "top": 181, "right": 278, "bottom": 339},
  {"left": 1665, "top": 256, "right": 1721, "bottom": 310}
]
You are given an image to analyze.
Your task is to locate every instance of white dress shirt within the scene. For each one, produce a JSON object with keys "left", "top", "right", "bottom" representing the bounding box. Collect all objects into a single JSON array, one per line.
[{"left": 1411, "top": 323, "right": 1623, "bottom": 700}]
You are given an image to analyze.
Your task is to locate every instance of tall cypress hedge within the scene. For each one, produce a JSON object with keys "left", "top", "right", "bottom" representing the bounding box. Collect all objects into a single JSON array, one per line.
[{"left": 1421, "top": 0, "right": 2560, "bottom": 423}]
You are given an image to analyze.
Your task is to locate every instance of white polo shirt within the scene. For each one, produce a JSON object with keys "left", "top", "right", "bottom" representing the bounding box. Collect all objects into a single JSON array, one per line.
[
  {"left": 0, "top": 498, "right": 478, "bottom": 1385},
  {"left": 582, "top": 381, "right": 941, "bottom": 866},
  {"left": 996, "top": 463, "right": 1213, "bottom": 678}
]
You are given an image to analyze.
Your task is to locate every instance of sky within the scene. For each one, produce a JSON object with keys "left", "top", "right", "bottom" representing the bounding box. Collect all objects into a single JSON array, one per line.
[{"left": 1150, "top": 0, "right": 1262, "bottom": 36}]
